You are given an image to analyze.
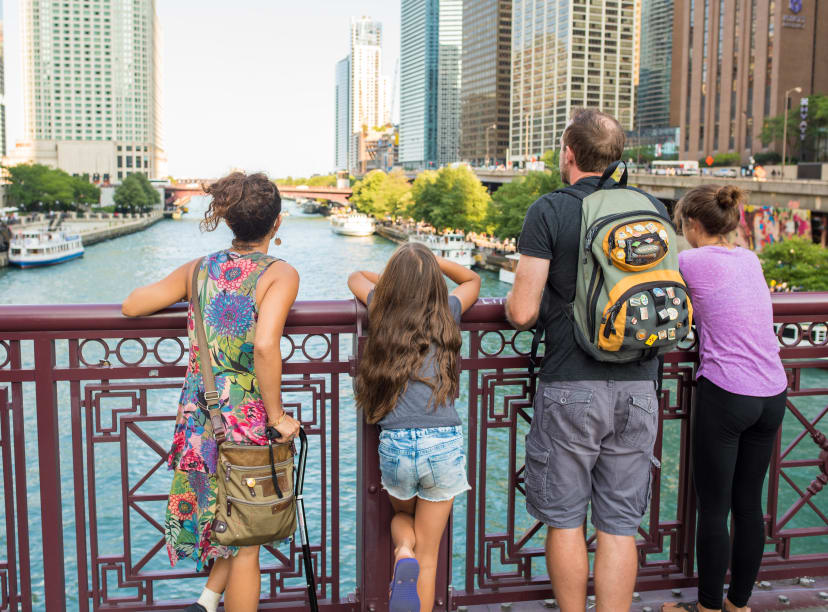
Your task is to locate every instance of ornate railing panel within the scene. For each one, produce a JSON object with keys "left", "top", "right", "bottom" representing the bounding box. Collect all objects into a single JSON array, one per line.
[
  {"left": 0, "top": 294, "right": 826, "bottom": 611},
  {"left": 0, "top": 302, "right": 358, "bottom": 611}
]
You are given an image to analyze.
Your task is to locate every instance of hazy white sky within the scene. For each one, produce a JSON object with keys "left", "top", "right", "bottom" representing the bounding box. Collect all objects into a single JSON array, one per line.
[{"left": 3, "top": 0, "right": 400, "bottom": 178}]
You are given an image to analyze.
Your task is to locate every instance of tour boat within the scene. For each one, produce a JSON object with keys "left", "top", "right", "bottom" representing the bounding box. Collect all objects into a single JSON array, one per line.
[
  {"left": 330, "top": 213, "right": 376, "bottom": 237},
  {"left": 8, "top": 229, "right": 84, "bottom": 268},
  {"left": 409, "top": 233, "right": 475, "bottom": 268},
  {"left": 498, "top": 253, "right": 520, "bottom": 284}
]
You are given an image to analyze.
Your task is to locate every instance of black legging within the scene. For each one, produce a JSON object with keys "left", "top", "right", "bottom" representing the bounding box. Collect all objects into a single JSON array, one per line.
[{"left": 693, "top": 376, "right": 786, "bottom": 609}]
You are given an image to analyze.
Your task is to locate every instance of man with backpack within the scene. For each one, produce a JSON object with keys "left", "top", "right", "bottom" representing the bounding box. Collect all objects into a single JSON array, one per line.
[{"left": 506, "top": 108, "right": 689, "bottom": 611}]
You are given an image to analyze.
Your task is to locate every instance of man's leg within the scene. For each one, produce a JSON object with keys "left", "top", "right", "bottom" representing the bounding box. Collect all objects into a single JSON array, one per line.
[
  {"left": 594, "top": 531, "right": 637, "bottom": 612},
  {"left": 546, "top": 527, "right": 588, "bottom": 612},
  {"left": 526, "top": 381, "right": 607, "bottom": 612},
  {"left": 591, "top": 380, "right": 660, "bottom": 611}
]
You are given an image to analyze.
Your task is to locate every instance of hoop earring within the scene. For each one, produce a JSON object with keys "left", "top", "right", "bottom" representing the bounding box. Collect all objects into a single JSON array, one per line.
[{"left": 274, "top": 236, "right": 282, "bottom": 246}]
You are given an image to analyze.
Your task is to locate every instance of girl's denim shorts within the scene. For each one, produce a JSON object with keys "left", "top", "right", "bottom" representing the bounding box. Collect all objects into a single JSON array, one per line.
[{"left": 378, "top": 426, "right": 471, "bottom": 502}]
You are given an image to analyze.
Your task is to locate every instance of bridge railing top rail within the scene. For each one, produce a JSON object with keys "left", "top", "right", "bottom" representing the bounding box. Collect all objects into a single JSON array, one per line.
[{"left": 0, "top": 292, "right": 825, "bottom": 333}]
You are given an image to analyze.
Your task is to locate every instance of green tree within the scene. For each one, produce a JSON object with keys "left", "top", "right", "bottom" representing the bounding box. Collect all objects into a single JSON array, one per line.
[
  {"left": 71, "top": 175, "right": 101, "bottom": 208},
  {"left": 350, "top": 169, "right": 412, "bottom": 217},
  {"left": 541, "top": 148, "right": 560, "bottom": 170},
  {"left": 487, "top": 171, "right": 562, "bottom": 239},
  {"left": 409, "top": 166, "right": 490, "bottom": 232},
  {"left": 3, "top": 163, "right": 79, "bottom": 212},
  {"left": 761, "top": 94, "right": 828, "bottom": 162},
  {"left": 760, "top": 237, "right": 828, "bottom": 291},
  {"left": 132, "top": 173, "right": 160, "bottom": 207},
  {"left": 113, "top": 174, "right": 151, "bottom": 212}
]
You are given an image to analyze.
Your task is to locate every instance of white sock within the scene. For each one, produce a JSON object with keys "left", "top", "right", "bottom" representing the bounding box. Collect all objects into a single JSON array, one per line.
[{"left": 196, "top": 587, "right": 221, "bottom": 612}]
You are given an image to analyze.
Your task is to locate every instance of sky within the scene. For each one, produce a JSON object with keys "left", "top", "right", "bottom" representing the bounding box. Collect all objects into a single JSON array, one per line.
[{"left": 2, "top": 0, "right": 401, "bottom": 179}]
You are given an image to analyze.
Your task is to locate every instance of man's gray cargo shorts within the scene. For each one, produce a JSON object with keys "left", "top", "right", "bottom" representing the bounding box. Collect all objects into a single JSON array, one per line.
[{"left": 524, "top": 379, "right": 660, "bottom": 536}]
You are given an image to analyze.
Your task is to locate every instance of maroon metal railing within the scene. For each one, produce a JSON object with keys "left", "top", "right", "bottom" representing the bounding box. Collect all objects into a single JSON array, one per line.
[{"left": 0, "top": 294, "right": 826, "bottom": 611}]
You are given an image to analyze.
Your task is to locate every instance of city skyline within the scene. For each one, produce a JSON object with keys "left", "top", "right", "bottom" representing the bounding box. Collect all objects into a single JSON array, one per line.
[{"left": 2, "top": 0, "right": 401, "bottom": 179}]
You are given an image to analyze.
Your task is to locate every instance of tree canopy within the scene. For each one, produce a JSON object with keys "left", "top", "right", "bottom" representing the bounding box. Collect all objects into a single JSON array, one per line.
[
  {"left": 759, "top": 237, "right": 828, "bottom": 291},
  {"left": 4, "top": 163, "right": 100, "bottom": 212},
  {"left": 487, "top": 170, "right": 562, "bottom": 239},
  {"left": 113, "top": 173, "right": 160, "bottom": 212},
  {"left": 409, "top": 166, "right": 490, "bottom": 232},
  {"left": 349, "top": 169, "right": 412, "bottom": 217},
  {"left": 761, "top": 94, "right": 828, "bottom": 162}
]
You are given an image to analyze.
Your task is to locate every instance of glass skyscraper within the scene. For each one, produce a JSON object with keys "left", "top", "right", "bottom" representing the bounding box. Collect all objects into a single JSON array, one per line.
[
  {"left": 637, "top": 0, "right": 674, "bottom": 130},
  {"left": 0, "top": 0, "right": 6, "bottom": 157},
  {"left": 460, "top": 0, "right": 512, "bottom": 165},
  {"left": 335, "top": 55, "right": 351, "bottom": 171},
  {"left": 399, "top": 0, "right": 462, "bottom": 168},
  {"left": 509, "top": 0, "right": 637, "bottom": 163}
]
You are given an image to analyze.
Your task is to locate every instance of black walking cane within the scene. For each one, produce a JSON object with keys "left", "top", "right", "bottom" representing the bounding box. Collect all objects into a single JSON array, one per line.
[{"left": 296, "top": 428, "right": 319, "bottom": 612}]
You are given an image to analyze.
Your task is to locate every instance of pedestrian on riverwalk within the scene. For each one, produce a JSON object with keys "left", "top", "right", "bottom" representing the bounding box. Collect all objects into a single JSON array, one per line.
[
  {"left": 122, "top": 172, "right": 301, "bottom": 612},
  {"left": 663, "top": 185, "right": 787, "bottom": 612},
  {"left": 348, "top": 242, "right": 480, "bottom": 612},
  {"left": 506, "top": 108, "right": 670, "bottom": 612}
]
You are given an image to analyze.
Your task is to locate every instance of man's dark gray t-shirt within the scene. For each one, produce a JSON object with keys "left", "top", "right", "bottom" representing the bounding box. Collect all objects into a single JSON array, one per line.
[
  {"left": 517, "top": 175, "right": 669, "bottom": 383},
  {"left": 366, "top": 291, "right": 463, "bottom": 430}
]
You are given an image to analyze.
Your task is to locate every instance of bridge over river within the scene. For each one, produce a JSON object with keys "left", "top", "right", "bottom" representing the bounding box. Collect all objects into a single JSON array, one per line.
[{"left": 0, "top": 292, "right": 826, "bottom": 611}]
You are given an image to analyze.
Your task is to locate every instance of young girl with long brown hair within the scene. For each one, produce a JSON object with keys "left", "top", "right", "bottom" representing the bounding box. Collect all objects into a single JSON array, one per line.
[{"left": 348, "top": 242, "right": 480, "bottom": 612}]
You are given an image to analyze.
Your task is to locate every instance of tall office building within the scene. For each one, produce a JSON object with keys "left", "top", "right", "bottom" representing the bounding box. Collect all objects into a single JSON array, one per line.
[
  {"left": 672, "top": 0, "right": 828, "bottom": 162},
  {"left": 637, "top": 0, "right": 675, "bottom": 130},
  {"left": 460, "top": 0, "right": 512, "bottom": 165},
  {"left": 9, "top": 0, "right": 164, "bottom": 180},
  {"left": 399, "top": 0, "right": 462, "bottom": 168},
  {"left": 335, "top": 56, "right": 351, "bottom": 171},
  {"left": 509, "top": 0, "right": 637, "bottom": 164},
  {"left": 349, "top": 17, "right": 385, "bottom": 174},
  {"left": 0, "top": 0, "right": 6, "bottom": 157},
  {"left": 436, "top": 0, "right": 462, "bottom": 166}
]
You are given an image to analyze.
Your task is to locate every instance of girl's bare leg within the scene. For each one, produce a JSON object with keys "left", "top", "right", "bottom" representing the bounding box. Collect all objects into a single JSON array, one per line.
[
  {"left": 413, "top": 498, "right": 453, "bottom": 612},
  {"left": 389, "top": 496, "right": 418, "bottom": 563}
]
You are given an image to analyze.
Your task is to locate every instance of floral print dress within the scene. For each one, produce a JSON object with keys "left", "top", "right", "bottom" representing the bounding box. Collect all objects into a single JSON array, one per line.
[{"left": 165, "top": 250, "right": 279, "bottom": 569}]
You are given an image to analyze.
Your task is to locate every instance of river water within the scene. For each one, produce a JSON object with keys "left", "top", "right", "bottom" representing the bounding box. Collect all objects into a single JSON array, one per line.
[{"left": 0, "top": 197, "right": 824, "bottom": 608}]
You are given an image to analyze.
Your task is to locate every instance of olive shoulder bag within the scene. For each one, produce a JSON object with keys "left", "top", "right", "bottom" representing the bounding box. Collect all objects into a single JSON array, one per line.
[{"left": 190, "top": 259, "right": 297, "bottom": 546}]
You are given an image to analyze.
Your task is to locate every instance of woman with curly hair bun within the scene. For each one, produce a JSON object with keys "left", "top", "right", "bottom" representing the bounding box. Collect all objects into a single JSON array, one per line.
[
  {"left": 122, "top": 172, "right": 301, "bottom": 612},
  {"left": 663, "top": 185, "right": 787, "bottom": 612},
  {"left": 348, "top": 243, "right": 480, "bottom": 612}
]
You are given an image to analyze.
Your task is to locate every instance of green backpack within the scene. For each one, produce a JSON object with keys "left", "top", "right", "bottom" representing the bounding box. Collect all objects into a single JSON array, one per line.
[{"left": 533, "top": 161, "right": 693, "bottom": 367}]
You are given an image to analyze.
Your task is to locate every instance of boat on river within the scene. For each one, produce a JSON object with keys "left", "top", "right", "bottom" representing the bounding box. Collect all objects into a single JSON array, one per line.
[
  {"left": 330, "top": 213, "right": 376, "bottom": 237},
  {"left": 409, "top": 233, "right": 474, "bottom": 268},
  {"left": 8, "top": 229, "right": 84, "bottom": 268},
  {"left": 498, "top": 253, "right": 520, "bottom": 284}
]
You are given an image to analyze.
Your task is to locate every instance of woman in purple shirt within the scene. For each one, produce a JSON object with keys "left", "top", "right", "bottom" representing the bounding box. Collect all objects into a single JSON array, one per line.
[{"left": 664, "top": 185, "right": 787, "bottom": 612}]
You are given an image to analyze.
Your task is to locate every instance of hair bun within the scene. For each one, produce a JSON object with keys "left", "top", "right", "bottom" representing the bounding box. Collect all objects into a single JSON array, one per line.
[{"left": 715, "top": 185, "right": 743, "bottom": 210}]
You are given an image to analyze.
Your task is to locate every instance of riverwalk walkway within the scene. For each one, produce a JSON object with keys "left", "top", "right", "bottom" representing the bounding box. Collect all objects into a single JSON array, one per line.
[{"left": 0, "top": 209, "right": 163, "bottom": 268}]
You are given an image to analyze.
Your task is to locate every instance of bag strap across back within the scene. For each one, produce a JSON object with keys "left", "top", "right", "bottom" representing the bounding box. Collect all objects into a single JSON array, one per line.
[{"left": 191, "top": 258, "right": 227, "bottom": 447}]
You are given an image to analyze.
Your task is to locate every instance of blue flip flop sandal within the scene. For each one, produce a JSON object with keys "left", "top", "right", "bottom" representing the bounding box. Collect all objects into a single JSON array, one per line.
[{"left": 389, "top": 557, "right": 420, "bottom": 612}]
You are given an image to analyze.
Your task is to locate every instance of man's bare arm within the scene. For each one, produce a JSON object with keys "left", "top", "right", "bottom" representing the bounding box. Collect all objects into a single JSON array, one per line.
[{"left": 505, "top": 254, "right": 550, "bottom": 330}]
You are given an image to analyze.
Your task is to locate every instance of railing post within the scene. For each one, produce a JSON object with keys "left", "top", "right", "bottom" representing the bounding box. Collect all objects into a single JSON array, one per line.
[
  {"left": 356, "top": 417, "right": 394, "bottom": 611},
  {"left": 33, "top": 337, "right": 66, "bottom": 610}
]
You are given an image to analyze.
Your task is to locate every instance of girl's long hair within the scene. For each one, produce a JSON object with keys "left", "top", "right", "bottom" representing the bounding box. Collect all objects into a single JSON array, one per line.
[{"left": 355, "top": 242, "right": 462, "bottom": 424}]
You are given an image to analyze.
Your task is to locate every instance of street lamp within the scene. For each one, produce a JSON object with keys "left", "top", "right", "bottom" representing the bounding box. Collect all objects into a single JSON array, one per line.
[
  {"left": 485, "top": 123, "right": 497, "bottom": 167},
  {"left": 782, "top": 86, "right": 803, "bottom": 177}
]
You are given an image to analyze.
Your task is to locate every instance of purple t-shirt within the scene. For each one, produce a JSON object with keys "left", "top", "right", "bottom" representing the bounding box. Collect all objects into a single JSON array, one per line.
[{"left": 679, "top": 246, "right": 787, "bottom": 397}]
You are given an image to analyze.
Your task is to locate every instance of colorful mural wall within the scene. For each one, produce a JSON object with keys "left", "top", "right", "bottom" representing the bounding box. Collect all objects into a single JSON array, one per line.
[{"left": 732, "top": 205, "right": 812, "bottom": 252}]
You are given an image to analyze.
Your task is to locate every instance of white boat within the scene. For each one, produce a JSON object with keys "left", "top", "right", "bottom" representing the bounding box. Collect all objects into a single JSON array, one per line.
[
  {"left": 8, "top": 229, "right": 84, "bottom": 268},
  {"left": 409, "top": 233, "right": 475, "bottom": 268},
  {"left": 499, "top": 253, "right": 520, "bottom": 284},
  {"left": 330, "top": 213, "right": 376, "bottom": 237}
]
